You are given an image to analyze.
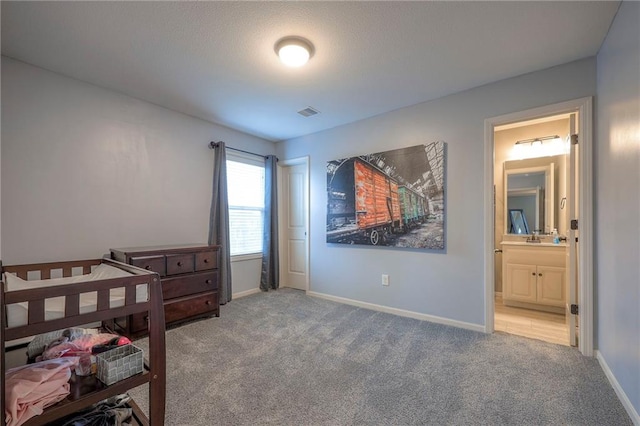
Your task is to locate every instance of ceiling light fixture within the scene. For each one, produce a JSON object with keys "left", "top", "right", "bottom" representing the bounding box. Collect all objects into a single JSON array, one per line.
[{"left": 275, "top": 36, "right": 314, "bottom": 68}]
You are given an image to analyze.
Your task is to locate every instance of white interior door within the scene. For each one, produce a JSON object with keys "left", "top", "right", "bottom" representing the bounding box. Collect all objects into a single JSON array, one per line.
[
  {"left": 279, "top": 160, "right": 309, "bottom": 290},
  {"left": 567, "top": 113, "right": 579, "bottom": 346}
]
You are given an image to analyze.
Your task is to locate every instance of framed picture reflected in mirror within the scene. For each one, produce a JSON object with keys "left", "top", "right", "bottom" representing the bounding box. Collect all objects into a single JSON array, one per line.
[{"left": 508, "top": 209, "right": 530, "bottom": 235}]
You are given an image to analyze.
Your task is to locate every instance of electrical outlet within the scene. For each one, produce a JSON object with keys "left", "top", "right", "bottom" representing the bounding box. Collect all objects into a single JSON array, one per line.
[{"left": 381, "top": 274, "right": 389, "bottom": 286}]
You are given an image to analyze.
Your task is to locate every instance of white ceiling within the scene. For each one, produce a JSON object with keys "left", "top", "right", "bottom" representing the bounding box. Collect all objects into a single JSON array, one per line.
[{"left": 1, "top": 1, "right": 620, "bottom": 142}]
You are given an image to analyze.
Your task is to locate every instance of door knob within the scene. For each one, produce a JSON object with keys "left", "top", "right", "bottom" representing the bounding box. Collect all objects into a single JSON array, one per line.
[{"left": 494, "top": 249, "right": 502, "bottom": 253}]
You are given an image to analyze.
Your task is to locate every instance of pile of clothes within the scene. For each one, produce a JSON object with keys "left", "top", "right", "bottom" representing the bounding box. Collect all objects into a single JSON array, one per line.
[
  {"left": 5, "top": 357, "right": 77, "bottom": 426},
  {"left": 4, "top": 328, "right": 133, "bottom": 426},
  {"left": 57, "top": 394, "right": 133, "bottom": 426}
]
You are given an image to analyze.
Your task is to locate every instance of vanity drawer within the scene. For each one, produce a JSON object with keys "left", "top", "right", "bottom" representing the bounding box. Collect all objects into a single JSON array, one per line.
[
  {"left": 164, "top": 292, "right": 218, "bottom": 324},
  {"left": 161, "top": 272, "right": 217, "bottom": 299},
  {"left": 504, "top": 247, "right": 566, "bottom": 267},
  {"left": 130, "top": 255, "right": 166, "bottom": 277},
  {"left": 166, "top": 253, "right": 195, "bottom": 276},
  {"left": 195, "top": 250, "right": 217, "bottom": 271}
]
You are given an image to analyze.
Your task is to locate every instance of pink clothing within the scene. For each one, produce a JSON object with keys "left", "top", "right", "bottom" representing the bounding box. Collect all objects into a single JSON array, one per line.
[
  {"left": 40, "top": 333, "right": 119, "bottom": 361},
  {"left": 5, "top": 357, "right": 78, "bottom": 426}
]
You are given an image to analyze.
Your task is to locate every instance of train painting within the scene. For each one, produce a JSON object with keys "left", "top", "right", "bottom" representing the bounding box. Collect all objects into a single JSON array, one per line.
[{"left": 327, "top": 142, "right": 446, "bottom": 250}]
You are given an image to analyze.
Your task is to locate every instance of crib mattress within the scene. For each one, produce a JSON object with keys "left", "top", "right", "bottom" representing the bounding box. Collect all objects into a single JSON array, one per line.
[{"left": 4, "top": 263, "right": 148, "bottom": 328}]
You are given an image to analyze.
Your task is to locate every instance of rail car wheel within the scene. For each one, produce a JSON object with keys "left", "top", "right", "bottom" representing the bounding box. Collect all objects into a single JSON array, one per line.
[{"left": 370, "top": 230, "right": 380, "bottom": 245}]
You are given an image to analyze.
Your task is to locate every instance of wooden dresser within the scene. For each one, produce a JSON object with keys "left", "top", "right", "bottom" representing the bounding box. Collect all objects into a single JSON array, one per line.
[{"left": 110, "top": 243, "right": 220, "bottom": 337}]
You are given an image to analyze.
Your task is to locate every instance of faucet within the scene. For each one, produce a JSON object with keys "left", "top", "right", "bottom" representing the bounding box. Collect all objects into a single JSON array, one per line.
[{"left": 526, "top": 232, "right": 541, "bottom": 243}]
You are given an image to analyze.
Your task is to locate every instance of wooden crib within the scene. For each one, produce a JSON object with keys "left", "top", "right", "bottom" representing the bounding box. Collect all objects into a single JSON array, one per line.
[{"left": 1, "top": 257, "right": 166, "bottom": 425}]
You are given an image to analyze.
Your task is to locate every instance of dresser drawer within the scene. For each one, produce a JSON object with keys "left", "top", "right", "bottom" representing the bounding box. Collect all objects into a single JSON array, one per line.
[
  {"left": 166, "top": 253, "right": 195, "bottom": 276},
  {"left": 162, "top": 272, "right": 217, "bottom": 299},
  {"left": 130, "top": 256, "right": 166, "bottom": 277},
  {"left": 164, "top": 292, "right": 218, "bottom": 324},
  {"left": 129, "top": 312, "right": 149, "bottom": 334},
  {"left": 195, "top": 250, "right": 217, "bottom": 271}
]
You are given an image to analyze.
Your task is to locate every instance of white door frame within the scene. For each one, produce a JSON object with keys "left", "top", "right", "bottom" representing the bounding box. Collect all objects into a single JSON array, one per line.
[
  {"left": 484, "top": 97, "right": 593, "bottom": 356},
  {"left": 277, "top": 156, "right": 310, "bottom": 291}
]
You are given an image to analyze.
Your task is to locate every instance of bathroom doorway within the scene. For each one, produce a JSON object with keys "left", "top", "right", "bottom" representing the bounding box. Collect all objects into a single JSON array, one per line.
[
  {"left": 494, "top": 113, "right": 572, "bottom": 345},
  {"left": 484, "top": 98, "right": 593, "bottom": 355}
]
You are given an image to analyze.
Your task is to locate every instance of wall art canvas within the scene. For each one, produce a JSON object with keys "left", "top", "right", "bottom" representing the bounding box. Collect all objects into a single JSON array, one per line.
[{"left": 326, "top": 142, "right": 446, "bottom": 250}]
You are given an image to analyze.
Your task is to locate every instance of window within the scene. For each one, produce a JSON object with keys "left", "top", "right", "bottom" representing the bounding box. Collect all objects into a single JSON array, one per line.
[{"left": 226, "top": 152, "right": 265, "bottom": 256}]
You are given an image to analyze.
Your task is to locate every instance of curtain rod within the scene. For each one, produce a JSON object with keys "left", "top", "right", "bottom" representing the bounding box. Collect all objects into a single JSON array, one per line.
[{"left": 209, "top": 141, "right": 277, "bottom": 161}]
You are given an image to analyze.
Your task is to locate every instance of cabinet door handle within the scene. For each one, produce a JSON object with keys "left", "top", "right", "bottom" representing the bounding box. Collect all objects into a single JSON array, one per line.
[
  {"left": 538, "top": 273, "right": 542, "bottom": 277},
  {"left": 531, "top": 272, "right": 536, "bottom": 276}
]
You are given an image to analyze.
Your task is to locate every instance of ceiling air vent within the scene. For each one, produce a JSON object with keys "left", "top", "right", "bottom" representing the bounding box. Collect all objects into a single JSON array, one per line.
[{"left": 297, "top": 106, "right": 320, "bottom": 117}]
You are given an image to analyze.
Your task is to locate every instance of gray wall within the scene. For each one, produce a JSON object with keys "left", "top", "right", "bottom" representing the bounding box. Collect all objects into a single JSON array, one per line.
[
  {"left": 596, "top": 0, "right": 640, "bottom": 418},
  {"left": 278, "top": 58, "right": 596, "bottom": 327},
  {"left": 1, "top": 57, "right": 275, "bottom": 295}
]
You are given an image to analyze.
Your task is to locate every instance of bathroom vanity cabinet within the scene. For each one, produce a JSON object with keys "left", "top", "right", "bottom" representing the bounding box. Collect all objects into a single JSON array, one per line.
[{"left": 501, "top": 242, "right": 567, "bottom": 313}]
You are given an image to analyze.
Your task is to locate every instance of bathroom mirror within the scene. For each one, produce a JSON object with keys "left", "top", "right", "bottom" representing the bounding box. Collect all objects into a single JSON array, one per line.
[
  {"left": 506, "top": 171, "right": 547, "bottom": 234},
  {"left": 504, "top": 161, "right": 556, "bottom": 235}
]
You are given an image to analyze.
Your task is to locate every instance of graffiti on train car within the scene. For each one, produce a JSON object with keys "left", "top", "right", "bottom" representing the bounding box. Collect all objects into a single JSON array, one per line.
[{"left": 327, "top": 142, "right": 446, "bottom": 250}]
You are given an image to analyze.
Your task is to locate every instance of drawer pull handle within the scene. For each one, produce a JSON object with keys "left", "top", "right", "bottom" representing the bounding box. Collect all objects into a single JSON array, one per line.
[
  {"left": 206, "top": 279, "right": 212, "bottom": 284},
  {"left": 145, "top": 265, "right": 151, "bottom": 270},
  {"left": 177, "top": 261, "right": 182, "bottom": 267},
  {"left": 204, "top": 259, "right": 209, "bottom": 263},
  {"left": 206, "top": 300, "right": 211, "bottom": 305}
]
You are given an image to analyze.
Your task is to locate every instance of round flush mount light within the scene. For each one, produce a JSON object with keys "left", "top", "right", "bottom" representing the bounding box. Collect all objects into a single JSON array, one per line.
[{"left": 275, "top": 36, "right": 314, "bottom": 67}]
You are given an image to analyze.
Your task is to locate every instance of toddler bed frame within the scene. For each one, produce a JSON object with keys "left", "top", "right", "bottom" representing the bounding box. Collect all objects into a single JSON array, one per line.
[{"left": 1, "top": 258, "right": 166, "bottom": 426}]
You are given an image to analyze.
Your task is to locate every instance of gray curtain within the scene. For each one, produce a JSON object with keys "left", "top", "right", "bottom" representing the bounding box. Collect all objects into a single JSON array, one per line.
[
  {"left": 208, "top": 141, "right": 232, "bottom": 304},
  {"left": 260, "top": 155, "right": 279, "bottom": 291}
]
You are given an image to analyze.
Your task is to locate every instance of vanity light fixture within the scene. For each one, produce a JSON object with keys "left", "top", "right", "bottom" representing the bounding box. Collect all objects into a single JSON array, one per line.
[
  {"left": 510, "top": 134, "right": 568, "bottom": 160},
  {"left": 515, "top": 135, "right": 560, "bottom": 146},
  {"left": 275, "top": 36, "right": 314, "bottom": 67}
]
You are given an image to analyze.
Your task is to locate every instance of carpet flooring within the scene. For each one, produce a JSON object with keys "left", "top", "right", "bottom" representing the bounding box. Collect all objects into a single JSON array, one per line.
[{"left": 129, "top": 288, "right": 631, "bottom": 425}]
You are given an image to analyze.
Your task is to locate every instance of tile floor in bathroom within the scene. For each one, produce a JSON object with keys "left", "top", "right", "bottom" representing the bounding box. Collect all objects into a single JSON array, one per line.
[{"left": 494, "top": 294, "right": 569, "bottom": 346}]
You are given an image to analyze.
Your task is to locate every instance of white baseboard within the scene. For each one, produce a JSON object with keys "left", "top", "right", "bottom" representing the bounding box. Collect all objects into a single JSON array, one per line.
[
  {"left": 596, "top": 350, "right": 640, "bottom": 425},
  {"left": 232, "top": 288, "right": 261, "bottom": 299},
  {"left": 307, "top": 291, "right": 485, "bottom": 333}
]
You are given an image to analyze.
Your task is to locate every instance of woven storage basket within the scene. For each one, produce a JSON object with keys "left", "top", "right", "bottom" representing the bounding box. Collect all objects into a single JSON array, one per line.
[{"left": 96, "top": 344, "right": 144, "bottom": 385}]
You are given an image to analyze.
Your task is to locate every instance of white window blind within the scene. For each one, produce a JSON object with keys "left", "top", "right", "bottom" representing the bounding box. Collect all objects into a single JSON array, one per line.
[{"left": 226, "top": 153, "right": 265, "bottom": 256}]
